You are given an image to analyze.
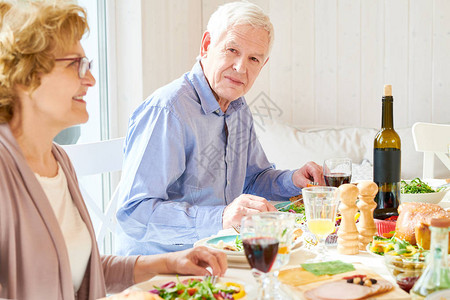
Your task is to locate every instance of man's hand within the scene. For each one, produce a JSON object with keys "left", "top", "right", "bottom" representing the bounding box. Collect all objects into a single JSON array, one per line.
[
  {"left": 292, "top": 161, "right": 325, "bottom": 187},
  {"left": 222, "top": 194, "right": 277, "bottom": 229}
]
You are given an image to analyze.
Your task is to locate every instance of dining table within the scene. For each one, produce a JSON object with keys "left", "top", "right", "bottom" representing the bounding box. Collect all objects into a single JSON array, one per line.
[
  {"left": 125, "top": 189, "right": 450, "bottom": 299},
  {"left": 140, "top": 226, "right": 411, "bottom": 300}
]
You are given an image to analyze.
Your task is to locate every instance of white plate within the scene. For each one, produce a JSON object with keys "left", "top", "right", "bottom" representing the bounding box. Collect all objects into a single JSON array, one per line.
[
  {"left": 194, "top": 235, "right": 249, "bottom": 268},
  {"left": 366, "top": 243, "right": 383, "bottom": 257},
  {"left": 203, "top": 234, "right": 244, "bottom": 256},
  {"left": 129, "top": 275, "right": 256, "bottom": 300},
  {"left": 195, "top": 234, "right": 311, "bottom": 268}
]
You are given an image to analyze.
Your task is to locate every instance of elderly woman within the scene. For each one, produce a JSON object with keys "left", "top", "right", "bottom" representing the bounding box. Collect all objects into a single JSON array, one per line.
[{"left": 0, "top": 1, "right": 226, "bottom": 299}]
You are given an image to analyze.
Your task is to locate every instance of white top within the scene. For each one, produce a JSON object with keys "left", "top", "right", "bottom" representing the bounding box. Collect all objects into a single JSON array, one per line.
[{"left": 35, "top": 163, "right": 92, "bottom": 292}]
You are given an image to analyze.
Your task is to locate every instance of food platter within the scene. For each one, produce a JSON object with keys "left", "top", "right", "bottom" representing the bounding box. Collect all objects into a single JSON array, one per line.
[
  {"left": 279, "top": 263, "right": 411, "bottom": 300},
  {"left": 129, "top": 275, "right": 256, "bottom": 300}
]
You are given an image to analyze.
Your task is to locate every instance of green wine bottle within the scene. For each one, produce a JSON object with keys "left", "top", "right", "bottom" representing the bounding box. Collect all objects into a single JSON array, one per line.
[{"left": 373, "top": 85, "right": 401, "bottom": 220}]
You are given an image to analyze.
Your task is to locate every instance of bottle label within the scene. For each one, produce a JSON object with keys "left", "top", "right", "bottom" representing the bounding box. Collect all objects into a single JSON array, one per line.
[{"left": 373, "top": 148, "right": 401, "bottom": 182}]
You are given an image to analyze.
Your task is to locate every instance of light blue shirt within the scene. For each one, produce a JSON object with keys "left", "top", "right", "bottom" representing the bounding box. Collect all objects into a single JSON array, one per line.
[{"left": 115, "top": 61, "right": 300, "bottom": 255}]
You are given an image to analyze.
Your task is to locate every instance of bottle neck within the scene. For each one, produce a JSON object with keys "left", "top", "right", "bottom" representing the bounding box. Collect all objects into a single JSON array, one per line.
[
  {"left": 428, "top": 226, "right": 449, "bottom": 268},
  {"left": 381, "top": 97, "right": 394, "bottom": 129}
]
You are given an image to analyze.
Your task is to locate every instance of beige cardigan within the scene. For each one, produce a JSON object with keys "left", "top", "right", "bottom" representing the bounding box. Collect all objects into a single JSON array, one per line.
[{"left": 0, "top": 124, "right": 138, "bottom": 300}]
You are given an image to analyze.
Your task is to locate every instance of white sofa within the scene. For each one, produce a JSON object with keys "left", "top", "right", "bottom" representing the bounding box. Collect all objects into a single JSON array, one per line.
[{"left": 255, "top": 120, "right": 448, "bottom": 181}]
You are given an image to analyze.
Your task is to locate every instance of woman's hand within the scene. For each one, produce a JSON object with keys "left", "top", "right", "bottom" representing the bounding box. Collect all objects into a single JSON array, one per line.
[
  {"left": 165, "top": 246, "right": 227, "bottom": 276},
  {"left": 133, "top": 246, "right": 227, "bottom": 283}
]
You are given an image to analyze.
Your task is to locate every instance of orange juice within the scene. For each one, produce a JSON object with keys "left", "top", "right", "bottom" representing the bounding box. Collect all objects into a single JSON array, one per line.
[{"left": 307, "top": 219, "right": 335, "bottom": 237}]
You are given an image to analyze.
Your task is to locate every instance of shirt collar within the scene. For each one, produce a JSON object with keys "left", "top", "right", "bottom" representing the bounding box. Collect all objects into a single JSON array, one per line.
[{"left": 188, "top": 60, "right": 245, "bottom": 116}]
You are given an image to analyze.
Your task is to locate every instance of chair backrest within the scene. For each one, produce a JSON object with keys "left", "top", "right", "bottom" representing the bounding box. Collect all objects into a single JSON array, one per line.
[
  {"left": 62, "top": 137, "right": 125, "bottom": 254},
  {"left": 412, "top": 122, "right": 450, "bottom": 179}
]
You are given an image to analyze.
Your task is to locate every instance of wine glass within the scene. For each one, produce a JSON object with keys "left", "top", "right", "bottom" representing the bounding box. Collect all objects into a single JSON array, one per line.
[
  {"left": 302, "top": 186, "right": 340, "bottom": 261},
  {"left": 323, "top": 157, "right": 352, "bottom": 187},
  {"left": 240, "top": 213, "right": 295, "bottom": 300}
]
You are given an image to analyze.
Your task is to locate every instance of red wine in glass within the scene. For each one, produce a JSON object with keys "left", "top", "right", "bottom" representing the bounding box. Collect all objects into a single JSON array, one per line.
[
  {"left": 324, "top": 172, "right": 351, "bottom": 187},
  {"left": 243, "top": 237, "right": 279, "bottom": 273}
]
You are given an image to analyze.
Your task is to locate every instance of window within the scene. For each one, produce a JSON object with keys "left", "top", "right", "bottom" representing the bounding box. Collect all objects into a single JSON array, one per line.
[{"left": 60, "top": 0, "right": 117, "bottom": 254}]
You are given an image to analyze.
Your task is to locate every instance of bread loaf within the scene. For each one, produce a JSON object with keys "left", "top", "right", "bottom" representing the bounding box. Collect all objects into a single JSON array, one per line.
[{"left": 395, "top": 202, "right": 449, "bottom": 251}]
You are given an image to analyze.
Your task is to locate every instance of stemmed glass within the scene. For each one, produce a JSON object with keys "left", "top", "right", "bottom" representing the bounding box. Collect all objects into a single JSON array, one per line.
[
  {"left": 302, "top": 186, "right": 340, "bottom": 261},
  {"left": 240, "top": 212, "right": 296, "bottom": 300},
  {"left": 323, "top": 157, "right": 352, "bottom": 187}
]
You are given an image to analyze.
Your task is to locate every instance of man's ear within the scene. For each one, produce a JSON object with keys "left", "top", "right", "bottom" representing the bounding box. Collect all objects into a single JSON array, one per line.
[{"left": 200, "top": 31, "right": 211, "bottom": 58}]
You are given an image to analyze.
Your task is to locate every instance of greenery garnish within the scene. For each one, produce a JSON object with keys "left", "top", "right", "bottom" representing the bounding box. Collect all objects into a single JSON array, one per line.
[
  {"left": 301, "top": 260, "right": 355, "bottom": 276},
  {"left": 234, "top": 235, "right": 243, "bottom": 251},
  {"left": 401, "top": 178, "right": 443, "bottom": 194}
]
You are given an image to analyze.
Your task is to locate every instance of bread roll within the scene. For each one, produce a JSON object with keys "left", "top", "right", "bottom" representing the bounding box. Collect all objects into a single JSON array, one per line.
[{"left": 395, "top": 202, "right": 449, "bottom": 251}]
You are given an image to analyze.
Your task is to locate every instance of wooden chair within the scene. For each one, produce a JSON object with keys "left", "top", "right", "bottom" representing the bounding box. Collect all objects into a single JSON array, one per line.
[
  {"left": 62, "top": 137, "right": 125, "bottom": 254},
  {"left": 412, "top": 122, "right": 450, "bottom": 179}
]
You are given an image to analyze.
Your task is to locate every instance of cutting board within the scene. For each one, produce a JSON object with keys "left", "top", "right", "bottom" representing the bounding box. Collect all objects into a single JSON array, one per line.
[{"left": 279, "top": 263, "right": 411, "bottom": 300}]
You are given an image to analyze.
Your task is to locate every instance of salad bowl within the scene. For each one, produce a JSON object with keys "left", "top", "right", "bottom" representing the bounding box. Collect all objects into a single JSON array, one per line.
[{"left": 400, "top": 178, "right": 449, "bottom": 205}]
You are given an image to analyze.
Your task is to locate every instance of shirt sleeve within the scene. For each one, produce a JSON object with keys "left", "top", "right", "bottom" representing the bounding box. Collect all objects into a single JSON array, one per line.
[
  {"left": 116, "top": 103, "right": 224, "bottom": 246},
  {"left": 243, "top": 121, "right": 301, "bottom": 200}
]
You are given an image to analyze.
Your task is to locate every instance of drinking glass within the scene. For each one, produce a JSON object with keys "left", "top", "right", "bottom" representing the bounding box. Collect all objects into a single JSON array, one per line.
[
  {"left": 240, "top": 212, "right": 296, "bottom": 300},
  {"left": 323, "top": 157, "right": 352, "bottom": 187},
  {"left": 302, "top": 186, "right": 340, "bottom": 261}
]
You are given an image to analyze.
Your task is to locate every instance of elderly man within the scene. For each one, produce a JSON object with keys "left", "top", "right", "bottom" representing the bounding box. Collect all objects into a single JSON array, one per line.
[{"left": 116, "top": 1, "right": 324, "bottom": 255}]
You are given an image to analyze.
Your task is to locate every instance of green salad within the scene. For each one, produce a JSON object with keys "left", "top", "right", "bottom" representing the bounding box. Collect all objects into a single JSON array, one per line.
[
  {"left": 401, "top": 178, "right": 443, "bottom": 194},
  {"left": 150, "top": 276, "right": 245, "bottom": 300},
  {"left": 277, "top": 202, "right": 306, "bottom": 224}
]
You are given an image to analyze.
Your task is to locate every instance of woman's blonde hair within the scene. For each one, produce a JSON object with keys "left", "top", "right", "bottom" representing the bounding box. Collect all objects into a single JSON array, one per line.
[{"left": 0, "top": 0, "right": 89, "bottom": 123}]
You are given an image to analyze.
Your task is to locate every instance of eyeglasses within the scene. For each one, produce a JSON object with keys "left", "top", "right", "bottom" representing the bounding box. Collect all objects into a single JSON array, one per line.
[{"left": 55, "top": 56, "right": 93, "bottom": 79}]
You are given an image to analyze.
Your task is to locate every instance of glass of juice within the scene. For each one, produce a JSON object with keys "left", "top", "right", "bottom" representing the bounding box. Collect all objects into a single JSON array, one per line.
[
  {"left": 302, "top": 186, "right": 340, "bottom": 261},
  {"left": 241, "top": 212, "right": 296, "bottom": 300},
  {"left": 323, "top": 157, "right": 352, "bottom": 187}
]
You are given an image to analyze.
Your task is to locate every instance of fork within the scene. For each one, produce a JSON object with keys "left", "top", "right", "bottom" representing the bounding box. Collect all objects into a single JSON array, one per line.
[
  {"left": 277, "top": 196, "right": 303, "bottom": 211},
  {"left": 231, "top": 224, "right": 241, "bottom": 234},
  {"left": 205, "top": 275, "right": 218, "bottom": 285}
]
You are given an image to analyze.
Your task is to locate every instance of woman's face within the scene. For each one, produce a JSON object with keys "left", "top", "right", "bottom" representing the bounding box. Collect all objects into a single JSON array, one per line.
[{"left": 20, "top": 41, "right": 95, "bottom": 130}]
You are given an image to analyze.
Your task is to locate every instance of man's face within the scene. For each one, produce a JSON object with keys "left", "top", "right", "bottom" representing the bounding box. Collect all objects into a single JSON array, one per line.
[{"left": 200, "top": 24, "right": 270, "bottom": 106}]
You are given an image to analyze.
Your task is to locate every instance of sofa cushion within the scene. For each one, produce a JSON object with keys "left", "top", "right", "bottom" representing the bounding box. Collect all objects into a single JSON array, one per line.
[{"left": 254, "top": 120, "right": 447, "bottom": 180}]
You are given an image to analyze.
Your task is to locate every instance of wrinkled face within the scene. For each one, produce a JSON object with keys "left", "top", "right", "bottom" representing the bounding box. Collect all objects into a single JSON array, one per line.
[
  {"left": 200, "top": 24, "right": 269, "bottom": 106},
  {"left": 19, "top": 41, "right": 95, "bottom": 129}
]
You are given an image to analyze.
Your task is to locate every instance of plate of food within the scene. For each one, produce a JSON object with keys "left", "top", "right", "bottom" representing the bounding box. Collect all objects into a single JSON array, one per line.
[
  {"left": 205, "top": 234, "right": 243, "bottom": 256},
  {"left": 366, "top": 234, "right": 426, "bottom": 258},
  {"left": 196, "top": 232, "right": 306, "bottom": 268},
  {"left": 129, "top": 275, "right": 255, "bottom": 299},
  {"left": 195, "top": 234, "right": 248, "bottom": 267},
  {"left": 275, "top": 197, "right": 306, "bottom": 224}
]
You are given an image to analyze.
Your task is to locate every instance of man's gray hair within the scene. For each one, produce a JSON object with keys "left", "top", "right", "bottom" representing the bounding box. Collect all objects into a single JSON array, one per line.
[{"left": 207, "top": 1, "right": 274, "bottom": 52}]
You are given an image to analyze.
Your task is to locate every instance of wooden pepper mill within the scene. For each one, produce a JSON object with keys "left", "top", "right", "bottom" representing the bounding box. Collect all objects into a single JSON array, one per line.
[
  {"left": 357, "top": 181, "right": 378, "bottom": 250},
  {"left": 337, "top": 184, "right": 359, "bottom": 255}
]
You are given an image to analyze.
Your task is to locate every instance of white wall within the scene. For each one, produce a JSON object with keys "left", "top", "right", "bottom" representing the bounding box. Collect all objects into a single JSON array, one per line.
[{"left": 113, "top": 0, "right": 450, "bottom": 136}]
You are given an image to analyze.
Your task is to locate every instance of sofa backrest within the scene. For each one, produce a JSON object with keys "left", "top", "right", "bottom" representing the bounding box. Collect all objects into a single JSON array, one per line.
[{"left": 254, "top": 120, "right": 448, "bottom": 180}]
